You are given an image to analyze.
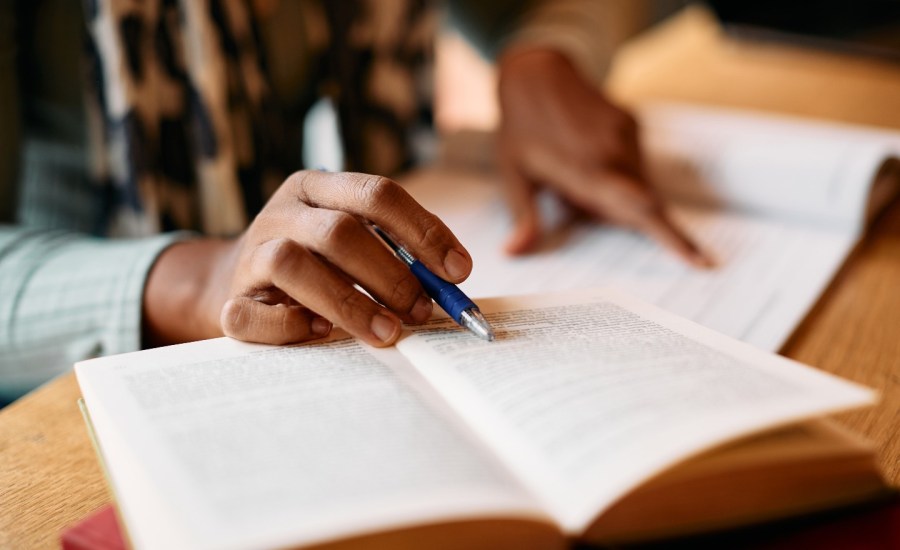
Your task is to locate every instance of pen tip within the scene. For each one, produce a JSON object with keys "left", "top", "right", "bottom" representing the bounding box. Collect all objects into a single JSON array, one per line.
[{"left": 461, "top": 308, "right": 495, "bottom": 342}]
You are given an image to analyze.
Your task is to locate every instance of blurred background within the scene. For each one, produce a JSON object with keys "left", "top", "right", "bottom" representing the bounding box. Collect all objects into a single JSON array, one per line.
[{"left": 434, "top": 0, "right": 900, "bottom": 133}]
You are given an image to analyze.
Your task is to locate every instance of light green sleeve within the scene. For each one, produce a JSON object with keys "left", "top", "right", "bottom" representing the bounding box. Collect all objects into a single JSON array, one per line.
[
  {"left": 0, "top": 229, "right": 190, "bottom": 402},
  {"left": 0, "top": 5, "right": 193, "bottom": 403}
]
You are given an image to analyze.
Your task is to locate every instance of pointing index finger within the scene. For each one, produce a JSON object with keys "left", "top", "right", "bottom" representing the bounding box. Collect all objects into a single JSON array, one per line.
[{"left": 635, "top": 208, "right": 715, "bottom": 268}]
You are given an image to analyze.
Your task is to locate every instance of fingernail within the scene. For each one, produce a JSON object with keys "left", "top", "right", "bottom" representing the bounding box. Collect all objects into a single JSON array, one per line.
[
  {"left": 443, "top": 249, "right": 470, "bottom": 280},
  {"left": 371, "top": 313, "right": 399, "bottom": 343},
  {"left": 410, "top": 294, "right": 433, "bottom": 323},
  {"left": 504, "top": 228, "right": 536, "bottom": 256},
  {"left": 312, "top": 317, "right": 332, "bottom": 336},
  {"left": 696, "top": 252, "right": 717, "bottom": 269}
]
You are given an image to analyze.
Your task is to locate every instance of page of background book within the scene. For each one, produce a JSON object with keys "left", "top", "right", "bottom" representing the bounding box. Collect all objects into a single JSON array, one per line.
[
  {"left": 76, "top": 290, "right": 874, "bottom": 550},
  {"left": 409, "top": 103, "right": 900, "bottom": 351}
]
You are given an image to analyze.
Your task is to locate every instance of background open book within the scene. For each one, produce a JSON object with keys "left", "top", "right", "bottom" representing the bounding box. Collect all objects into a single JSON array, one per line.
[
  {"left": 413, "top": 102, "right": 900, "bottom": 352},
  {"left": 76, "top": 289, "right": 887, "bottom": 550}
]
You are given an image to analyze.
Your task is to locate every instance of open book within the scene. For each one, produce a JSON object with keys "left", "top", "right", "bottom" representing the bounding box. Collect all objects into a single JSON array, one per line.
[
  {"left": 410, "top": 103, "right": 900, "bottom": 352},
  {"left": 75, "top": 289, "right": 886, "bottom": 550}
]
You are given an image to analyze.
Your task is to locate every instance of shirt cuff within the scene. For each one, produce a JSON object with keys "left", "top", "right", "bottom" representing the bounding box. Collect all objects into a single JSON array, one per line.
[{"left": 0, "top": 230, "right": 194, "bottom": 401}]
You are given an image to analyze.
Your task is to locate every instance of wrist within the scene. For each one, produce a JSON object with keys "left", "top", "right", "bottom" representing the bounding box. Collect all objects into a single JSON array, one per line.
[
  {"left": 142, "top": 238, "right": 236, "bottom": 347},
  {"left": 497, "top": 46, "right": 580, "bottom": 116},
  {"left": 498, "top": 47, "right": 573, "bottom": 91}
]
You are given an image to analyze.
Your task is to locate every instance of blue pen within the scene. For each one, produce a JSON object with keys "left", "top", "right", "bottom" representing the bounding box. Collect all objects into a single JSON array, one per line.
[{"left": 372, "top": 226, "right": 495, "bottom": 342}]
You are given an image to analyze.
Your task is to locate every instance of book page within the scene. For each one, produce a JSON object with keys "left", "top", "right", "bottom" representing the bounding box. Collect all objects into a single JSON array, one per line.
[
  {"left": 396, "top": 289, "right": 875, "bottom": 532},
  {"left": 76, "top": 336, "right": 546, "bottom": 550},
  {"left": 640, "top": 103, "right": 899, "bottom": 231},
  {"left": 404, "top": 167, "right": 856, "bottom": 352}
]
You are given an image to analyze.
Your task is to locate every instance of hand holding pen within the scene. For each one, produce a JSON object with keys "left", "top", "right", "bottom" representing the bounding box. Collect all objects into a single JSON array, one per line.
[{"left": 197, "top": 170, "right": 480, "bottom": 348}]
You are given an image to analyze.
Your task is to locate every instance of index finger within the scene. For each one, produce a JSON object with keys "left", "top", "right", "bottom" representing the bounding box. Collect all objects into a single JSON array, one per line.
[
  {"left": 287, "top": 170, "right": 472, "bottom": 282},
  {"left": 532, "top": 163, "right": 714, "bottom": 268},
  {"left": 576, "top": 168, "right": 714, "bottom": 268},
  {"left": 632, "top": 207, "right": 715, "bottom": 268},
  {"left": 554, "top": 166, "right": 713, "bottom": 268}
]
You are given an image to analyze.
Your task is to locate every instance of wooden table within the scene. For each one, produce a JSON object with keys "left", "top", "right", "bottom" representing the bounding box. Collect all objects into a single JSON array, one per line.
[{"left": 2, "top": 8, "right": 900, "bottom": 549}]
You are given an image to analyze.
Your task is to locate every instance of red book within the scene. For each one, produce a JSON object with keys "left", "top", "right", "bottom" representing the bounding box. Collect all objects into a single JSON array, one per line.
[{"left": 60, "top": 505, "right": 126, "bottom": 550}]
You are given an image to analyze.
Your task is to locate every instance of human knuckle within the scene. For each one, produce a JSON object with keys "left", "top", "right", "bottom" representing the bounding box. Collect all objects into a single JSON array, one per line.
[
  {"left": 335, "top": 289, "right": 367, "bottom": 321},
  {"left": 388, "top": 274, "right": 421, "bottom": 309},
  {"left": 261, "top": 238, "right": 303, "bottom": 275},
  {"left": 284, "top": 170, "right": 305, "bottom": 187},
  {"left": 417, "top": 214, "right": 446, "bottom": 248},
  {"left": 315, "top": 211, "right": 358, "bottom": 248},
  {"left": 220, "top": 299, "right": 247, "bottom": 335},
  {"left": 356, "top": 175, "right": 397, "bottom": 209},
  {"left": 283, "top": 170, "right": 311, "bottom": 197},
  {"left": 276, "top": 307, "right": 308, "bottom": 344}
]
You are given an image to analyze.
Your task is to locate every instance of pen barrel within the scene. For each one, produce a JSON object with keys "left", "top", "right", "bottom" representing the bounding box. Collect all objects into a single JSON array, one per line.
[{"left": 409, "top": 260, "right": 475, "bottom": 323}]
